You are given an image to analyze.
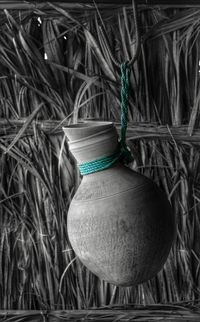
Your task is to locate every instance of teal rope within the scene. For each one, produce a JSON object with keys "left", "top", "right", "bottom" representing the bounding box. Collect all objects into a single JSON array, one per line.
[
  {"left": 79, "top": 62, "right": 132, "bottom": 176},
  {"left": 79, "top": 149, "right": 122, "bottom": 176},
  {"left": 120, "top": 62, "right": 133, "bottom": 164}
]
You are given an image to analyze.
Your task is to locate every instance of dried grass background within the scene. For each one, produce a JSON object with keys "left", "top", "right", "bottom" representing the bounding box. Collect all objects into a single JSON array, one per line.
[{"left": 0, "top": 3, "right": 200, "bottom": 311}]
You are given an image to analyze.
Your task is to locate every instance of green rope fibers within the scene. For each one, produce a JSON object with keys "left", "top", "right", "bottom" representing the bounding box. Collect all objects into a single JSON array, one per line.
[
  {"left": 79, "top": 149, "right": 122, "bottom": 175},
  {"left": 79, "top": 62, "right": 133, "bottom": 176}
]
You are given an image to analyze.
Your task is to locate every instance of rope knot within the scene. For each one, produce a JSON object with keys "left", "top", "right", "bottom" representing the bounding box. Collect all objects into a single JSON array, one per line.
[{"left": 120, "top": 142, "right": 133, "bottom": 164}]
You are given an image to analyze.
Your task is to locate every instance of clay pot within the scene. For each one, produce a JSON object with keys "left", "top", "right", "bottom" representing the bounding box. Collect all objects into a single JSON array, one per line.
[{"left": 63, "top": 122, "right": 175, "bottom": 286}]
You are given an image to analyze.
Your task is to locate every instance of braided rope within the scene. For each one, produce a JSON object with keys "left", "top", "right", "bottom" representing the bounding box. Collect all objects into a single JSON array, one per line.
[
  {"left": 120, "top": 62, "right": 132, "bottom": 164},
  {"left": 79, "top": 149, "right": 122, "bottom": 175}
]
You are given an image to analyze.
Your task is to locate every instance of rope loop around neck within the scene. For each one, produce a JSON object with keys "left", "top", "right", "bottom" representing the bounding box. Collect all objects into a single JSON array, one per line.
[{"left": 79, "top": 62, "right": 132, "bottom": 175}]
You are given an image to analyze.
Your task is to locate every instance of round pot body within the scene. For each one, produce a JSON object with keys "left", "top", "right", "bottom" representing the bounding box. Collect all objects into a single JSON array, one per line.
[{"left": 63, "top": 122, "right": 175, "bottom": 286}]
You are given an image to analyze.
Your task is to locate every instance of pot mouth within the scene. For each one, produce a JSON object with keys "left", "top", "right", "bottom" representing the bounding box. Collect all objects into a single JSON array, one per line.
[
  {"left": 63, "top": 121, "right": 113, "bottom": 129},
  {"left": 63, "top": 121, "right": 114, "bottom": 141}
]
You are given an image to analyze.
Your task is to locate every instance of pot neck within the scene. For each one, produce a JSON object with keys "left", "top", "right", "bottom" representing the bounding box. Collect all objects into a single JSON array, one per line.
[{"left": 63, "top": 123, "right": 119, "bottom": 165}]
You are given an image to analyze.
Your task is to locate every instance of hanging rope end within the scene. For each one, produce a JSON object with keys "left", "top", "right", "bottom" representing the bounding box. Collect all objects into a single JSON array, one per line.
[{"left": 120, "top": 142, "right": 133, "bottom": 164}]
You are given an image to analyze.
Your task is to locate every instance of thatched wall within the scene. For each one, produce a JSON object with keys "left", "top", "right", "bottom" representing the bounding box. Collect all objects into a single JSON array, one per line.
[{"left": 0, "top": 3, "right": 200, "bottom": 310}]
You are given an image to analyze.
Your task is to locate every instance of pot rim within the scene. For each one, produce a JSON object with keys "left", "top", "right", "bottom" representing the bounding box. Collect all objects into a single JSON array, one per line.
[
  {"left": 68, "top": 127, "right": 117, "bottom": 145},
  {"left": 62, "top": 121, "right": 113, "bottom": 130},
  {"left": 68, "top": 131, "right": 119, "bottom": 150}
]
